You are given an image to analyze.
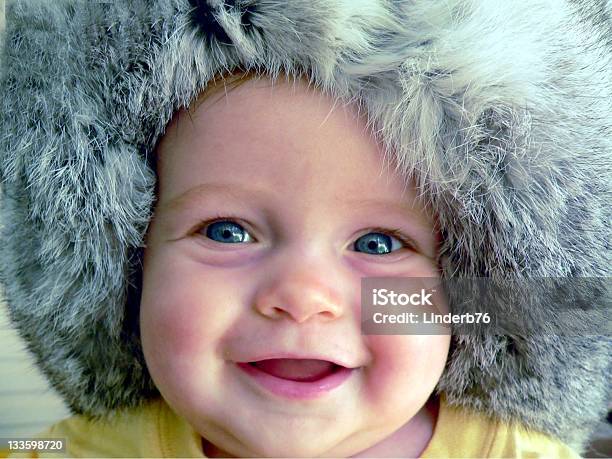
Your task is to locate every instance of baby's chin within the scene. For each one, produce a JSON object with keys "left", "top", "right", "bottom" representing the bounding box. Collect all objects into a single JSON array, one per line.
[
  {"left": 201, "top": 429, "right": 366, "bottom": 458},
  {"left": 203, "top": 438, "right": 331, "bottom": 458}
]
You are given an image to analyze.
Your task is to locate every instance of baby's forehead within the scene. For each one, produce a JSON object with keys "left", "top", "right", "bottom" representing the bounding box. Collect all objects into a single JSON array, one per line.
[
  {"left": 156, "top": 74, "right": 382, "bottom": 182},
  {"left": 191, "top": 74, "right": 368, "bottom": 133}
]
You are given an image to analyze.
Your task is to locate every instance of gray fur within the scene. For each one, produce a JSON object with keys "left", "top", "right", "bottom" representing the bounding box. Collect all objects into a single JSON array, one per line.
[{"left": 0, "top": 0, "right": 610, "bottom": 452}]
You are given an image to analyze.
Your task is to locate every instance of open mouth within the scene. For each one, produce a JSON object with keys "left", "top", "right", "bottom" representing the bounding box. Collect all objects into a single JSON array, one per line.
[
  {"left": 235, "top": 358, "right": 355, "bottom": 399},
  {"left": 246, "top": 358, "right": 341, "bottom": 382}
]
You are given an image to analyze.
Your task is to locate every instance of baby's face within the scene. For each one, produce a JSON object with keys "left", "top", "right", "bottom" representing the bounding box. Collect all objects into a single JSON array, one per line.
[{"left": 141, "top": 76, "right": 450, "bottom": 457}]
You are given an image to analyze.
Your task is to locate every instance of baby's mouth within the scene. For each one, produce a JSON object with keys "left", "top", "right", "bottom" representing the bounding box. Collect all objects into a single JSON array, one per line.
[
  {"left": 235, "top": 357, "right": 356, "bottom": 399},
  {"left": 246, "top": 358, "right": 341, "bottom": 382}
]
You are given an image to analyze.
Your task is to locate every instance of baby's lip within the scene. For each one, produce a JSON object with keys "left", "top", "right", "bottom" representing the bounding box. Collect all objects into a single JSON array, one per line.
[{"left": 235, "top": 353, "right": 360, "bottom": 369}]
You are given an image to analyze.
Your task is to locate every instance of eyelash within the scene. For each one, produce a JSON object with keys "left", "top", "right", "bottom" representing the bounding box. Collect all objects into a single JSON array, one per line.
[
  {"left": 363, "top": 226, "right": 418, "bottom": 252},
  {"left": 192, "top": 217, "right": 417, "bottom": 252},
  {"left": 192, "top": 214, "right": 252, "bottom": 237}
]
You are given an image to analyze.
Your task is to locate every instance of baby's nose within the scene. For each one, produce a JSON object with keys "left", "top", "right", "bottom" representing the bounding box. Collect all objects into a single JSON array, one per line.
[{"left": 254, "top": 275, "right": 344, "bottom": 323}]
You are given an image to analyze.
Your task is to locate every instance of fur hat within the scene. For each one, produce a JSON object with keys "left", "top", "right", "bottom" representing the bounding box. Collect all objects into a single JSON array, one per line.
[{"left": 0, "top": 0, "right": 610, "bottom": 451}]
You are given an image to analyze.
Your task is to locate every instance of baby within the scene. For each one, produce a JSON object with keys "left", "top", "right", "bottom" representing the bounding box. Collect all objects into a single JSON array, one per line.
[
  {"left": 140, "top": 72, "right": 449, "bottom": 457},
  {"left": 1, "top": 1, "right": 609, "bottom": 458}
]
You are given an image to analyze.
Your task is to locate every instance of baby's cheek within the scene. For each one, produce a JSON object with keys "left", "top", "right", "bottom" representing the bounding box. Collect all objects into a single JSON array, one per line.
[
  {"left": 140, "top": 267, "right": 221, "bottom": 408},
  {"left": 142, "top": 278, "right": 204, "bottom": 354},
  {"left": 361, "top": 335, "right": 450, "bottom": 407},
  {"left": 140, "top": 256, "right": 230, "bottom": 380}
]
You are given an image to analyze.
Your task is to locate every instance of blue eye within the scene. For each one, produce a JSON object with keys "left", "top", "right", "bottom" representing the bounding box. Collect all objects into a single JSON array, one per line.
[
  {"left": 354, "top": 232, "right": 402, "bottom": 255},
  {"left": 205, "top": 221, "right": 253, "bottom": 243}
]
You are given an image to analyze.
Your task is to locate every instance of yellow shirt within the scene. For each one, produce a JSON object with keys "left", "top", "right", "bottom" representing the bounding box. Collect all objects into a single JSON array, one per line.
[{"left": 8, "top": 397, "right": 581, "bottom": 458}]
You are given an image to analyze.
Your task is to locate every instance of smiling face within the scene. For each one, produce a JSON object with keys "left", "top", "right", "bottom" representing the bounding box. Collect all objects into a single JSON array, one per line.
[{"left": 140, "top": 75, "right": 450, "bottom": 457}]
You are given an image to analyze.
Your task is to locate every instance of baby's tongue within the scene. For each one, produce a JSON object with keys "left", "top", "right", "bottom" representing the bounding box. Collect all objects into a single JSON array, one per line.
[{"left": 252, "top": 358, "right": 336, "bottom": 382}]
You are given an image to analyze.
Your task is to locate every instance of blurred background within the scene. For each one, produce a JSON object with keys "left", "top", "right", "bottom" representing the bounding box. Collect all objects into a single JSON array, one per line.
[{"left": 0, "top": 298, "right": 71, "bottom": 444}]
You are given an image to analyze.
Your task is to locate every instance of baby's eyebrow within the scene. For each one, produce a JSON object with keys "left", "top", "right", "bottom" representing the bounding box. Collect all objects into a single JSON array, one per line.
[
  {"left": 157, "top": 183, "right": 265, "bottom": 216},
  {"left": 341, "top": 197, "right": 433, "bottom": 229}
]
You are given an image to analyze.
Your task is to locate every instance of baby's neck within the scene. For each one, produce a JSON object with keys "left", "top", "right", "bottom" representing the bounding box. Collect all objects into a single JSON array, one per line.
[
  {"left": 202, "top": 440, "right": 235, "bottom": 458},
  {"left": 352, "top": 396, "right": 439, "bottom": 458}
]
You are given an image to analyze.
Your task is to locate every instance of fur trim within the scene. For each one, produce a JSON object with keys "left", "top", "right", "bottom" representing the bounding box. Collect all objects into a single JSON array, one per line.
[{"left": 0, "top": 0, "right": 610, "bottom": 450}]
